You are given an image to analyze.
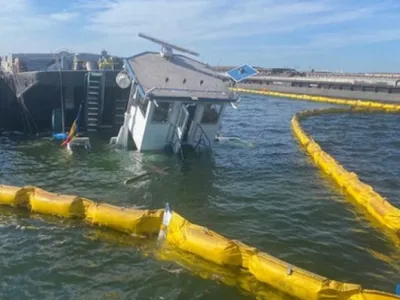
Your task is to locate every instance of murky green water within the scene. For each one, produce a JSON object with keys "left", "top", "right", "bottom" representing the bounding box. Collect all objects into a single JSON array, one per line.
[{"left": 0, "top": 95, "right": 399, "bottom": 299}]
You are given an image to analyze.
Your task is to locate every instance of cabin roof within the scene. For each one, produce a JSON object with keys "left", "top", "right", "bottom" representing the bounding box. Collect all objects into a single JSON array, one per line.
[{"left": 126, "top": 52, "right": 236, "bottom": 101}]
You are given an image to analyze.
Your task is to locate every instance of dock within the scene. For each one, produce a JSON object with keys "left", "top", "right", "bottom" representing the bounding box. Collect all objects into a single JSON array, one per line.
[
  {"left": 235, "top": 82, "right": 400, "bottom": 103},
  {"left": 222, "top": 71, "right": 400, "bottom": 103}
]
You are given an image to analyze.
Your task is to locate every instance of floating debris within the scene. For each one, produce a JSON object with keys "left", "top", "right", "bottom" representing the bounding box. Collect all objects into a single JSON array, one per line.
[
  {"left": 214, "top": 135, "right": 255, "bottom": 147},
  {"left": 124, "top": 167, "right": 170, "bottom": 185}
]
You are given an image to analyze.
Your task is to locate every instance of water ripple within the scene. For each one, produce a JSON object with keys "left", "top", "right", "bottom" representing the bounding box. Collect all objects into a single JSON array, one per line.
[{"left": 0, "top": 96, "right": 399, "bottom": 298}]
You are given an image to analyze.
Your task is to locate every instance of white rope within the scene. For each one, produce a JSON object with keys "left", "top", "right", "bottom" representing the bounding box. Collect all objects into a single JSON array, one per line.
[{"left": 58, "top": 64, "right": 65, "bottom": 133}]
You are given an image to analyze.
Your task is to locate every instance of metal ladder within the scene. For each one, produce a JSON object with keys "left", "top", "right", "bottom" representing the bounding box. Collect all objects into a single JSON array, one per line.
[
  {"left": 86, "top": 72, "right": 103, "bottom": 132},
  {"left": 114, "top": 99, "right": 128, "bottom": 128}
]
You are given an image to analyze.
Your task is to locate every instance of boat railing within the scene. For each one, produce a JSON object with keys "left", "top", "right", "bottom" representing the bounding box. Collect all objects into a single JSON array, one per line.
[
  {"left": 166, "top": 123, "right": 184, "bottom": 160},
  {"left": 166, "top": 123, "right": 174, "bottom": 145},
  {"left": 146, "top": 87, "right": 238, "bottom": 100},
  {"left": 193, "top": 123, "right": 211, "bottom": 151}
]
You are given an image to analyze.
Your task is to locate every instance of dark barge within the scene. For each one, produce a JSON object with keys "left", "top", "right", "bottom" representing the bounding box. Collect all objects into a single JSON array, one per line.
[{"left": 0, "top": 51, "right": 130, "bottom": 135}]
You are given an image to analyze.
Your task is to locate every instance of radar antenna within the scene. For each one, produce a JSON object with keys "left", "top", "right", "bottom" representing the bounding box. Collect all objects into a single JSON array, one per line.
[
  {"left": 53, "top": 48, "right": 74, "bottom": 61},
  {"left": 138, "top": 33, "right": 199, "bottom": 58}
]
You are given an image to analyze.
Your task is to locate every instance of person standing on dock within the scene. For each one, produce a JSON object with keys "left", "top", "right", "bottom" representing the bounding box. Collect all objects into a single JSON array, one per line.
[{"left": 98, "top": 50, "right": 113, "bottom": 70}]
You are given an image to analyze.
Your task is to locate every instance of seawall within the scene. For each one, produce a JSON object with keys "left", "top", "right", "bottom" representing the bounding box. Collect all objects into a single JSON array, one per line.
[{"left": 235, "top": 83, "right": 400, "bottom": 103}]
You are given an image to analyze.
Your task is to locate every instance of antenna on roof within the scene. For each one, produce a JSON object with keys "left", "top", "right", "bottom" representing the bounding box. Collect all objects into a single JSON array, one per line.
[{"left": 138, "top": 33, "right": 200, "bottom": 59}]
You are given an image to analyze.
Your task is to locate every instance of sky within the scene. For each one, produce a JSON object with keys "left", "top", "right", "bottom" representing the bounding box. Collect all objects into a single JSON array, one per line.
[{"left": 1, "top": 0, "right": 399, "bottom": 72}]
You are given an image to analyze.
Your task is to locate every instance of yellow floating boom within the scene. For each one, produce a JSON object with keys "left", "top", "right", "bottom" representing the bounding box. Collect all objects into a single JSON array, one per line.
[
  {"left": 0, "top": 185, "right": 398, "bottom": 300},
  {"left": 231, "top": 88, "right": 400, "bottom": 112},
  {"left": 292, "top": 108, "right": 400, "bottom": 234},
  {"left": 231, "top": 88, "right": 400, "bottom": 238}
]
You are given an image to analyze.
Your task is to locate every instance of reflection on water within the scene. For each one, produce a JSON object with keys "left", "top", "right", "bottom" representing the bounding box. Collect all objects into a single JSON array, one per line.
[{"left": 0, "top": 95, "right": 399, "bottom": 299}]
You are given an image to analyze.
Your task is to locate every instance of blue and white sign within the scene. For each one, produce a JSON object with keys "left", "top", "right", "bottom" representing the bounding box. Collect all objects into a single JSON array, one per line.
[
  {"left": 226, "top": 64, "right": 258, "bottom": 82},
  {"left": 396, "top": 284, "right": 400, "bottom": 295}
]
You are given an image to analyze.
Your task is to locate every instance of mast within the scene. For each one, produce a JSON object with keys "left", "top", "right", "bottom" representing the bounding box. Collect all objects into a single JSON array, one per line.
[
  {"left": 59, "top": 70, "right": 65, "bottom": 134},
  {"left": 138, "top": 33, "right": 200, "bottom": 58},
  {"left": 54, "top": 48, "right": 73, "bottom": 133}
]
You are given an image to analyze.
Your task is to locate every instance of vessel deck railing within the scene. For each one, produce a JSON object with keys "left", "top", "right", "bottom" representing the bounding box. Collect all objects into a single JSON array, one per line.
[
  {"left": 193, "top": 123, "right": 211, "bottom": 151},
  {"left": 146, "top": 86, "right": 238, "bottom": 101},
  {"left": 166, "top": 123, "right": 185, "bottom": 160}
]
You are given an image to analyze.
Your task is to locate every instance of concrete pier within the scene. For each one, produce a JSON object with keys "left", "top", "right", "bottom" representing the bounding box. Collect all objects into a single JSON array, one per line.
[
  {"left": 247, "top": 75, "right": 398, "bottom": 87},
  {"left": 235, "top": 83, "right": 400, "bottom": 103},
  {"left": 223, "top": 71, "right": 400, "bottom": 103}
]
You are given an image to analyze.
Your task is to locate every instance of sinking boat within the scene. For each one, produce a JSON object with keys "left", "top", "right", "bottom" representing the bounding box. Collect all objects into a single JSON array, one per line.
[{"left": 111, "top": 33, "right": 257, "bottom": 158}]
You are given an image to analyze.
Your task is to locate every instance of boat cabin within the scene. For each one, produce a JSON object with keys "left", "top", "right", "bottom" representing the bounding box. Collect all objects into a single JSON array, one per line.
[{"left": 113, "top": 34, "right": 241, "bottom": 155}]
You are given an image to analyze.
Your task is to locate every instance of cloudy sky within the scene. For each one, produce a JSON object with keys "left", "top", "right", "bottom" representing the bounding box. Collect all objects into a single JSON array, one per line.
[{"left": 1, "top": 0, "right": 399, "bottom": 72}]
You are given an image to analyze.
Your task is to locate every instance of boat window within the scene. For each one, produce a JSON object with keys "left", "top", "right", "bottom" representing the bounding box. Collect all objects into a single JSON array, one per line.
[
  {"left": 138, "top": 92, "right": 149, "bottom": 117},
  {"left": 201, "top": 104, "right": 221, "bottom": 124},
  {"left": 152, "top": 102, "right": 171, "bottom": 123}
]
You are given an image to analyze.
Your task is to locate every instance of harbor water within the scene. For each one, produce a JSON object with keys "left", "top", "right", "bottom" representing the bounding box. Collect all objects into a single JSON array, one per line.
[{"left": 0, "top": 94, "right": 399, "bottom": 299}]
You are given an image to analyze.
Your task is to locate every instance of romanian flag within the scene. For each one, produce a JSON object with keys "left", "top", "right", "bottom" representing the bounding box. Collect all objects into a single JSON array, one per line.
[{"left": 61, "top": 104, "right": 82, "bottom": 147}]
